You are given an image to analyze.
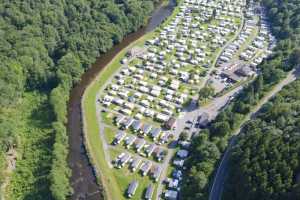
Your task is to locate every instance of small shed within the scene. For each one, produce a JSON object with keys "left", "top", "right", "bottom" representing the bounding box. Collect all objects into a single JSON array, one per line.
[{"left": 165, "top": 117, "right": 177, "bottom": 130}]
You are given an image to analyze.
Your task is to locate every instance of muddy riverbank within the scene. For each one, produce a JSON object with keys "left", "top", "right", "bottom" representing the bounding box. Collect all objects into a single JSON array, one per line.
[{"left": 67, "top": 1, "right": 176, "bottom": 199}]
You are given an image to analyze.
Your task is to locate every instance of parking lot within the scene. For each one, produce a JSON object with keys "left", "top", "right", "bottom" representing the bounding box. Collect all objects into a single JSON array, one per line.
[
  {"left": 209, "top": 1, "right": 275, "bottom": 93},
  {"left": 94, "top": 0, "right": 275, "bottom": 199}
]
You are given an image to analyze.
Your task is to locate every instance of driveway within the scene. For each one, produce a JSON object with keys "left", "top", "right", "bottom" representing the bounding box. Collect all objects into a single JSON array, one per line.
[{"left": 155, "top": 84, "right": 244, "bottom": 199}]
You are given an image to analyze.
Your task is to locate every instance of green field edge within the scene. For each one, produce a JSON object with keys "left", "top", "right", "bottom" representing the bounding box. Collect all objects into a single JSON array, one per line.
[{"left": 81, "top": 4, "right": 181, "bottom": 200}]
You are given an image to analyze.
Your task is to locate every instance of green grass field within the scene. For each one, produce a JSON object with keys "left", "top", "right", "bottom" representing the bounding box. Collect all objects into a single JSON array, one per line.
[
  {"left": 104, "top": 126, "right": 116, "bottom": 145},
  {"left": 81, "top": 1, "right": 243, "bottom": 199},
  {"left": 82, "top": 12, "right": 169, "bottom": 200},
  {"left": 109, "top": 148, "right": 158, "bottom": 200}
]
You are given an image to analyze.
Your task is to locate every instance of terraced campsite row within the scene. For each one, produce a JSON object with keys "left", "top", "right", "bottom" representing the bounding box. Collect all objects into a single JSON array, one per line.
[{"left": 82, "top": 0, "right": 275, "bottom": 199}]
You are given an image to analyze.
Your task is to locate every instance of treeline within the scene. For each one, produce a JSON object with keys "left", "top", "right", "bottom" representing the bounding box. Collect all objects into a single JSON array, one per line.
[
  {"left": 0, "top": 0, "right": 156, "bottom": 199},
  {"left": 223, "top": 79, "right": 300, "bottom": 200},
  {"left": 180, "top": 0, "right": 300, "bottom": 199},
  {"left": 263, "top": 0, "right": 300, "bottom": 40}
]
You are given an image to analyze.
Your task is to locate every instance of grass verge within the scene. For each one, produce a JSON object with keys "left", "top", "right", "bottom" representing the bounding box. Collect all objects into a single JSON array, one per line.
[
  {"left": 82, "top": 25, "right": 163, "bottom": 200},
  {"left": 82, "top": 2, "right": 183, "bottom": 199}
]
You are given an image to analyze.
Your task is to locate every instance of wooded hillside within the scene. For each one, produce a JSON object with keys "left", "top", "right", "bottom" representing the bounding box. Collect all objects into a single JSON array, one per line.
[
  {"left": 0, "top": 0, "right": 156, "bottom": 199},
  {"left": 181, "top": 0, "right": 300, "bottom": 199},
  {"left": 223, "top": 80, "right": 300, "bottom": 200}
]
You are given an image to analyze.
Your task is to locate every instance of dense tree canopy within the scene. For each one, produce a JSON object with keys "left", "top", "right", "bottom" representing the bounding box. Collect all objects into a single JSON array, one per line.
[
  {"left": 0, "top": 0, "right": 156, "bottom": 94},
  {"left": 0, "top": 0, "right": 157, "bottom": 199},
  {"left": 263, "top": 0, "right": 300, "bottom": 40},
  {"left": 181, "top": 0, "right": 300, "bottom": 199},
  {"left": 181, "top": 134, "right": 220, "bottom": 200},
  {"left": 223, "top": 80, "right": 300, "bottom": 200}
]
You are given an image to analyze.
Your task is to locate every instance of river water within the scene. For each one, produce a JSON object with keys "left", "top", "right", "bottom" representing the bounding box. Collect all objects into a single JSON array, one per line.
[{"left": 67, "top": 1, "right": 176, "bottom": 199}]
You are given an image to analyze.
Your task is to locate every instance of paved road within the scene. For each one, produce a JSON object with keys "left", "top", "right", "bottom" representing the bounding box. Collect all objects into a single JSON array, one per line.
[
  {"left": 96, "top": 60, "right": 245, "bottom": 200},
  {"left": 94, "top": 4, "right": 248, "bottom": 198},
  {"left": 199, "top": 11, "right": 245, "bottom": 90},
  {"left": 209, "top": 67, "right": 300, "bottom": 200},
  {"left": 155, "top": 84, "right": 244, "bottom": 199}
]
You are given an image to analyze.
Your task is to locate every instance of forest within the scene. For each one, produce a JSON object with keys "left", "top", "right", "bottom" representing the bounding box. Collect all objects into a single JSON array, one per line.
[
  {"left": 223, "top": 79, "right": 300, "bottom": 200},
  {"left": 0, "top": 0, "right": 157, "bottom": 199},
  {"left": 180, "top": 0, "right": 300, "bottom": 199}
]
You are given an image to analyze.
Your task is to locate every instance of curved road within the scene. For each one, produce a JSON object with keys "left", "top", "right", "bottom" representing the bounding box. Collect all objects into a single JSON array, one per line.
[
  {"left": 155, "top": 84, "right": 244, "bottom": 199},
  {"left": 199, "top": 10, "right": 246, "bottom": 90},
  {"left": 156, "top": 6, "right": 247, "bottom": 198},
  {"left": 209, "top": 67, "right": 300, "bottom": 200}
]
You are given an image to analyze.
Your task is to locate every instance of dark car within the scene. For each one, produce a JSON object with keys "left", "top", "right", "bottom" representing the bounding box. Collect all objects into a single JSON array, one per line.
[{"left": 186, "top": 120, "right": 192, "bottom": 124}]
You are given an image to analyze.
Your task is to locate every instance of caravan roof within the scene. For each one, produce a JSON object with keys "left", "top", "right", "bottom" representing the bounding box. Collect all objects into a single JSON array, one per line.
[
  {"left": 142, "top": 124, "right": 152, "bottom": 134},
  {"left": 145, "top": 184, "right": 154, "bottom": 200},
  {"left": 127, "top": 181, "right": 138, "bottom": 197},
  {"left": 150, "top": 128, "right": 161, "bottom": 139},
  {"left": 130, "top": 157, "right": 141, "bottom": 171},
  {"left": 125, "top": 135, "right": 136, "bottom": 146},
  {"left": 132, "top": 120, "right": 142, "bottom": 131}
]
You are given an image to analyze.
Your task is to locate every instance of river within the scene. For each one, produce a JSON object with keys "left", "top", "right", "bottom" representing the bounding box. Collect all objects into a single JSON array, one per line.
[{"left": 67, "top": 1, "right": 176, "bottom": 199}]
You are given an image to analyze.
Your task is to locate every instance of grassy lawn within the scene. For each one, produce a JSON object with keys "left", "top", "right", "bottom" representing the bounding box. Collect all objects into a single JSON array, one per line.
[
  {"left": 104, "top": 126, "right": 116, "bottom": 145},
  {"left": 82, "top": 29, "right": 158, "bottom": 199},
  {"left": 112, "top": 163, "right": 156, "bottom": 200},
  {"left": 101, "top": 111, "right": 115, "bottom": 126},
  {"left": 109, "top": 147, "right": 158, "bottom": 200},
  {"left": 81, "top": 2, "right": 183, "bottom": 199},
  {"left": 83, "top": 69, "right": 121, "bottom": 200},
  {"left": 82, "top": 1, "right": 243, "bottom": 199}
]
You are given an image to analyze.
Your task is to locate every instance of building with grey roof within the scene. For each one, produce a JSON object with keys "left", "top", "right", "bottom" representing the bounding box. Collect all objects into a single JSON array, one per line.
[
  {"left": 145, "top": 184, "right": 154, "bottom": 200},
  {"left": 140, "top": 161, "right": 152, "bottom": 176},
  {"left": 145, "top": 144, "right": 157, "bottom": 157},
  {"left": 125, "top": 135, "right": 136, "bottom": 148},
  {"left": 113, "top": 131, "right": 126, "bottom": 145},
  {"left": 150, "top": 128, "right": 161, "bottom": 141},
  {"left": 142, "top": 124, "right": 152, "bottom": 135},
  {"left": 118, "top": 154, "right": 131, "bottom": 168},
  {"left": 115, "top": 114, "right": 125, "bottom": 126},
  {"left": 122, "top": 118, "right": 135, "bottom": 129},
  {"left": 130, "top": 157, "right": 141, "bottom": 172},
  {"left": 177, "top": 149, "right": 189, "bottom": 159},
  {"left": 127, "top": 180, "right": 138, "bottom": 198},
  {"left": 135, "top": 139, "right": 146, "bottom": 152},
  {"left": 132, "top": 120, "right": 143, "bottom": 132},
  {"left": 165, "top": 190, "right": 178, "bottom": 200},
  {"left": 151, "top": 165, "right": 162, "bottom": 182}
]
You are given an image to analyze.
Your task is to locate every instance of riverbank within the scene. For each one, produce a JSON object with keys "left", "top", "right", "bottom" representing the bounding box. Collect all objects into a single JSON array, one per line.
[
  {"left": 68, "top": 1, "right": 177, "bottom": 199},
  {"left": 82, "top": 36, "right": 149, "bottom": 200},
  {"left": 81, "top": 2, "right": 180, "bottom": 200},
  {"left": 67, "top": 29, "right": 151, "bottom": 200}
]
